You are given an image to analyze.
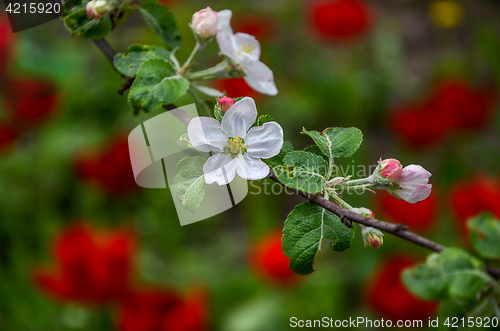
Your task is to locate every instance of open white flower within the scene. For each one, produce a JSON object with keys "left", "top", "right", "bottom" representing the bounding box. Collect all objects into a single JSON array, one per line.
[
  {"left": 187, "top": 97, "right": 283, "bottom": 185},
  {"left": 390, "top": 165, "right": 432, "bottom": 203},
  {"left": 216, "top": 10, "right": 278, "bottom": 96}
]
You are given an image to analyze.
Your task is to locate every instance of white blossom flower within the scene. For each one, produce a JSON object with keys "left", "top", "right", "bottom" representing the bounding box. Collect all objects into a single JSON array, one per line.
[
  {"left": 216, "top": 10, "right": 278, "bottom": 96},
  {"left": 390, "top": 165, "right": 432, "bottom": 203},
  {"left": 187, "top": 97, "right": 283, "bottom": 185}
]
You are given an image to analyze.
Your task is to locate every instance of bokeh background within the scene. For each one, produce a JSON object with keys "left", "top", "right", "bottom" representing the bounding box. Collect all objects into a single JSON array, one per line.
[{"left": 1, "top": 0, "right": 500, "bottom": 330}]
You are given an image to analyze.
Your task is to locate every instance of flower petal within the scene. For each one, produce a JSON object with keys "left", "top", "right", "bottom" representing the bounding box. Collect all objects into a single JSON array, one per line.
[
  {"left": 395, "top": 183, "right": 432, "bottom": 204},
  {"left": 236, "top": 154, "right": 270, "bottom": 180},
  {"left": 245, "top": 122, "right": 284, "bottom": 159},
  {"left": 233, "top": 33, "right": 261, "bottom": 61},
  {"left": 217, "top": 9, "right": 233, "bottom": 34},
  {"left": 240, "top": 54, "right": 273, "bottom": 81},
  {"left": 216, "top": 29, "right": 237, "bottom": 61},
  {"left": 187, "top": 117, "right": 227, "bottom": 153},
  {"left": 399, "top": 165, "right": 431, "bottom": 185},
  {"left": 221, "top": 97, "right": 257, "bottom": 137},
  {"left": 242, "top": 62, "right": 278, "bottom": 96},
  {"left": 203, "top": 153, "right": 237, "bottom": 185}
]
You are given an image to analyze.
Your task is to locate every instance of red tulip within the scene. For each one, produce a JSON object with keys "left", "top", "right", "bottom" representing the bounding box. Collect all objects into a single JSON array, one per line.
[
  {"left": 118, "top": 289, "right": 208, "bottom": 331},
  {"left": 232, "top": 14, "right": 275, "bottom": 42},
  {"left": 366, "top": 256, "right": 438, "bottom": 321},
  {"left": 76, "top": 134, "right": 137, "bottom": 196},
  {"left": 0, "top": 15, "right": 13, "bottom": 80},
  {"left": 214, "top": 78, "right": 261, "bottom": 100},
  {"left": 390, "top": 102, "right": 453, "bottom": 150},
  {"left": 374, "top": 190, "right": 437, "bottom": 233},
  {"left": 250, "top": 230, "right": 302, "bottom": 286},
  {"left": 2, "top": 78, "right": 60, "bottom": 126},
  {"left": 309, "top": 0, "right": 372, "bottom": 42},
  {"left": 34, "top": 223, "right": 135, "bottom": 305},
  {"left": 450, "top": 177, "right": 500, "bottom": 240},
  {"left": 0, "top": 122, "right": 17, "bottom": 151},
  {"left": 390, "top": 79, "right": 497, "bottom": 150},
  {"left": 428, "top": 80, "right": 496, "bottom": 132}
]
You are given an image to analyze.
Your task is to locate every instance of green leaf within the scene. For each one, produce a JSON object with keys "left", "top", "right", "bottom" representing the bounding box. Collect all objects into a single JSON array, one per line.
[
  {"left": 179, "top": 133, "right": 194, "bottom": 150},
  {"left": 63, "top": 8, "right": 112, "bottom": 39},
  {"left": 263, "top": 141, "right": 293, "bottom": 168},
  {"left": 114, "top": 45, "right": 171, "bottom": 78},
  {"left": 468, "top": 213, "right": 500, "bottom": 260},
  {"left": 139, "top": 3, "right": 182, "bottom": 48},
  {"left": 257, "top": 115, "right": 274, "bottom": 126},
  {"left": 302, "top": 127, "right": 363, "bottom": 159},
  {"left": 128, "top": 59, "right": 189, "bottom": 114},
  {"left": 173, "top": 156, "right": 206, "bottom": 213},
  {"left": 273, "top": 151, "right": 327, "bottom": 193},
  {"left": 403, "top": 248, "right": 488, "bottom": 305},
  {"left": 282, "top": 202, "right": 355, "bottom": 275}
]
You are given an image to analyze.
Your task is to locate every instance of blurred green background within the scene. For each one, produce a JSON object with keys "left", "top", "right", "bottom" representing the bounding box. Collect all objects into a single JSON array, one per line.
[{"left": 1, "top": 0, "right": 500, "bottom": 330}]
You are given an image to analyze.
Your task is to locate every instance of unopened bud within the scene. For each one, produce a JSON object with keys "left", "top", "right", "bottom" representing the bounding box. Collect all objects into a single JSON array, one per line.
[
  {"left": 191, "top": 7, "right": 218, "bottom": 39},
  {"left": 352, "top": 207, "right": 375, "bottom": 219},
  {"left": 361, "top": 226, "right": 384, "bottom": 249},
  {"left": 218, "top": 96, "right": 235, "bottom": 113},
  {"left": 86, "top": 0, "right": 108, "bottom": 19},
  {"left": 379, "top": 158, "right": 403, "bottom": 182}
]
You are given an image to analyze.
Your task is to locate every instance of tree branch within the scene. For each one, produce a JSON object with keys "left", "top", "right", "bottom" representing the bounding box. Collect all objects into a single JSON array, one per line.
[{"left": 90, "top": 37, "right": 500, "bottom": 279}]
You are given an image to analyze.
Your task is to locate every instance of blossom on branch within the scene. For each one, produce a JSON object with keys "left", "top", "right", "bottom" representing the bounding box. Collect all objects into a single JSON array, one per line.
[
  {"left": 191, "top": 7, "right": 218, "bottom": 40},
  {"left": 86, "top": 0, "right": 109, "bottom": 19},
  {"left": 216, "top": 10, "right": 278, "bottom": 95},
  {"left": 188, "top": 97, "right": 283, "bottom": 185}
]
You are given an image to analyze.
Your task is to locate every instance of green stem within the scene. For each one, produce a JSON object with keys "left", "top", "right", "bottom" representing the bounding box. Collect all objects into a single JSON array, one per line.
[
  {"left": 185, "top": 59, "right": 244, "bottom": 81},
  {"left": 188, "top": 88, "right": 212, "bottom": 117},
  {"left": 340, "top": 183, "right": 377, "bottom": 193},
  {"left": 342, "top": 175, "right": 376, "bottom": 186},
  {"left": 329, "top": 192, "right": 354, "bottom": 210},
  {"left": 182, "top": 42, "right": 201, "bottom": 71}
]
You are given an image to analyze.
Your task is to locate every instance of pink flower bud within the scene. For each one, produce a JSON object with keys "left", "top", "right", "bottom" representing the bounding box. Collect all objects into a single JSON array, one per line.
[
  {"left": 218, "top": 96, "right": 235, "bottom": 113},
  {"left": 361, "top": 226, "right": 384, "bottom": 249},
  {"left": 379, "top": 158, "right": 403, "bottom": 181},
  {"left": 86, "top": 0, "right": 108, "bottom": 19},
  {"left": 191, "top": 7, "right": 218, "bottom": 39}
]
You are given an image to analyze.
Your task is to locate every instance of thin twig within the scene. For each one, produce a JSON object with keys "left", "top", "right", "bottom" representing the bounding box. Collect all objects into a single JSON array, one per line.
[{"left": 90, "top": 37, "right": 500, "bottom": 279}]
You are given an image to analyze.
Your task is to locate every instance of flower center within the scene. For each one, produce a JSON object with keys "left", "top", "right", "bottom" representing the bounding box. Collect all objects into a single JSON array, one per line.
[
  {"left": 224, "top": 136, "right": 248, "bottom": 158},
  {"left": 236, "top": 42, "right": 256, "bottom": 56}
]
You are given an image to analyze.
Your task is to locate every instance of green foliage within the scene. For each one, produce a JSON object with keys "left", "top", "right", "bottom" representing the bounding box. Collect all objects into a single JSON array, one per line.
[
  {"left": 403, "top": 248, "right": 490, "bottom": 306},
  {"left": 172, "top": 156, "right": 206, "bottom": 213},
  {"left": 114, "top": 45, "right": 171, "bottom": 78},
  {"left": 263, "top": 141, "right": 293, "bottom": 168},
  {"left": 273, "top": 151, "right": 327, "bottom": 193},
  {"left": 214, "top": 102, "right": 223, "bottom": 122},
  {"left": 468, "top": 213, "right": 500, "bottom": 260},
  {"left": 257, "top": 115, "right": 274, "bottom": 126},
  {"left": 128, "top": 59, "right": 189, "bottom": 114},
  {"left": 139, "top": 3, "right": 182, "bottom": 48},
  {"left": 282, "top": 202, "right": 355, "bottom": 275},
  {"left": 301, "top": 127, "right": 363, "bottom": 159},
  {"left": 63, "top": 8, "right": 112, "bottom": 39}
]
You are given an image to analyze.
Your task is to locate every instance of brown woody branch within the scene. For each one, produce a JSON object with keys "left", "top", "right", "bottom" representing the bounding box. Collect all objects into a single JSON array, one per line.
[{"left": 90, "top": 38, "right": 500, "bottom": 279}]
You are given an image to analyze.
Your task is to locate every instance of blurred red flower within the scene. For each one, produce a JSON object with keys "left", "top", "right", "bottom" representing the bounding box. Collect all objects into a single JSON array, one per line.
[
  {"left": 309, "top": 0, "right": 372, "bottom": 42},
  {"left": 118, "top": 289, "right": 208, "bottom": 331},
  {"left": 0, "top": 122, "right": 17, "bottom": 151},
  {"left": 249, "top": 230, "right": 302, "bottom": 286},
  {"left": 0, "top": 15, "right": 14, "bottom": 80},
  {"left": 366, "top": 256, "right": 438, "bottom": 321},
  {"left": 390, "top": 79, "right": 497, "bottom": 150},
  {"left": 76, "top": 134, "right": 137, "bottom": 196},
  {"left": 214, "top": 78, "right": 261, "bottom": 100},
  {"left": 34, "top": 223, "right": 135, "bottom": 305},
  {"left": 232, "top": 14, "right": 275, "bottom": 42},
  {"left": 450, "top": 177, "right": 500, "bottom": 240},
  {"left": 2, "top": 78, "right": 60, "bottom": 126},
  {"left": 374, "top": 190, "right": 437, "bottom": 233}
]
